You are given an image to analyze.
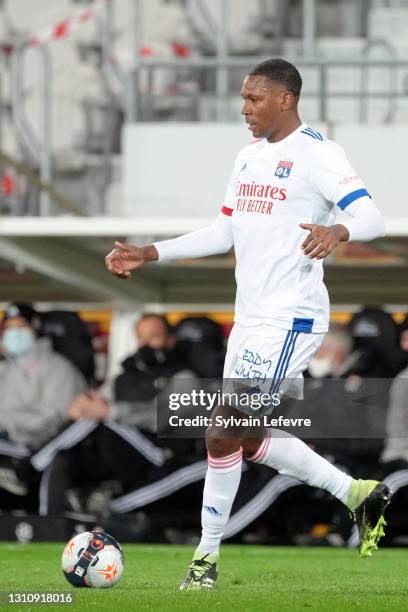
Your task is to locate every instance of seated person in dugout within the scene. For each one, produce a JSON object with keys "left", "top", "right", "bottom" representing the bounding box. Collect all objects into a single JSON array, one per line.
[
  {"left": 300, "top": 325, "right": 387, "bottom": 476},
  {"left": 0, "top": 303, "right": 85, "bottom": 506},
  {"left": 67, "top": 313, "right": 193, "bottom": 429},
  {"left": 40, "top": 314, "right": 200, "bottom": 515},
  {"left": 380, "top": 324, "right": 408, "bottom": 472}
]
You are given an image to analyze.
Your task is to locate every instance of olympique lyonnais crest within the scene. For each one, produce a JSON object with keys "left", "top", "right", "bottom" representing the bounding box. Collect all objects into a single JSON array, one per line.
[{"left": 275, "top": 160, "right": 293, "bottom": 179}]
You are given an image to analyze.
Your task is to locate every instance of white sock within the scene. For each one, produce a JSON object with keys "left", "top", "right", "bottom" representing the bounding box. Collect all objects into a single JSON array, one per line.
[
  {"left": 196, "top": 448, "right": 243, "bottom": 557},
  {"left": 248, "top": 429, "right": 352, "bottom": 504}
]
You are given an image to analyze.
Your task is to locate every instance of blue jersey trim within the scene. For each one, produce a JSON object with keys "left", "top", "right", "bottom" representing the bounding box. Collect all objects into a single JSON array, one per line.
[
  {"left": 301, "top": 127, "right": 324, "bottom": 141},
  {"left": 337, "top": 188, "right": 371, "bottom": 210},
  {"left": 269, "top": 330, "right": 292, "bottom": 396},
  {"left": 280, "top": 332, "right": 300, "bottom": 382},
  {"left": 270, "top": 331, "right": 300, "bottom": 396},
  {"left": 292, "top": 317, "right": 314, "bottom": 333},
  {"left": 271, "top": 331, "right": 291, "bottom": 384}
]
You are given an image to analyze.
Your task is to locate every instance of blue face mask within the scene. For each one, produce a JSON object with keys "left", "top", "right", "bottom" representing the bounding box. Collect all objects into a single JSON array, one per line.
[{"left": 2, "top": 328, "right": 35, "bottom": 356}]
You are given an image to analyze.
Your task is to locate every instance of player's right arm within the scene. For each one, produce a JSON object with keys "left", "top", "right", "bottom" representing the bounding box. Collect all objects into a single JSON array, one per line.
[
  {"left": 105, "top": 242, "right": 159, "bottom": 279},
  {"left": 105, "top": 213, "right": 234, "bottom": 279},
  {"left": 105, "top": 154, "right": 242, "bottom": 279}
]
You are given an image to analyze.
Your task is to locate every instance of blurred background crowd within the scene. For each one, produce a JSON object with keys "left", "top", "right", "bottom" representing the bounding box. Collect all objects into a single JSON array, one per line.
[{"left": 1, "top": 304, "right": 408, "bottom": 548}]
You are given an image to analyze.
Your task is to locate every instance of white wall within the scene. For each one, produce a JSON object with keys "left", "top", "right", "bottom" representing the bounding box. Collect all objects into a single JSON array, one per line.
[
  {"left": 122, "top": 123, "right": 253, "bottom": 217},
  {"left": 334, "top": 126, "right": 408, "bottom": 224},
  {"left": 122, "top": 122, "right": 407, "bottom": 234}
]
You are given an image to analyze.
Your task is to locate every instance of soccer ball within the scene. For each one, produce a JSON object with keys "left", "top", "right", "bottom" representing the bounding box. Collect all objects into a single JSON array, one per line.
[{"left": 61, "top": 531, "right": 124, "bottom": 588}]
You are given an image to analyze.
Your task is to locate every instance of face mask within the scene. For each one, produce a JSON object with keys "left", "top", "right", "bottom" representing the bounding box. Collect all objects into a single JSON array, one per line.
[
  {"left": 308, "top": 356, "right": 333, "bottom": 378},
  {"left": 2, "top": 328, "right": 35, "bottom": 357},
  {"left": 137, "top": 345, "right": 168, "bottom": 367}
]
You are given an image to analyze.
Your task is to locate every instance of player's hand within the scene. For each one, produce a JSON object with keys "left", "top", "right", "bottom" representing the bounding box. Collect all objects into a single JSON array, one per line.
[
  {"left": 105, "top": 242, "right": 158, "bottom": 279},
  {"left": 299, "top": 223, "right": 349, "bottom": 259}
]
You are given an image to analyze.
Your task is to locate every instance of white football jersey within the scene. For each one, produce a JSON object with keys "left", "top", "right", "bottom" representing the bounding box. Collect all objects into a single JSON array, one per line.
[{"left": 221, "top": 123, "right": 371, "bottom": 333}]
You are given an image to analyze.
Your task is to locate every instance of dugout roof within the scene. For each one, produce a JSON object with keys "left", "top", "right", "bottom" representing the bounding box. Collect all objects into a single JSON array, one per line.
[{"left": 0, "top": 217, "right": 407, "bottom": 306}]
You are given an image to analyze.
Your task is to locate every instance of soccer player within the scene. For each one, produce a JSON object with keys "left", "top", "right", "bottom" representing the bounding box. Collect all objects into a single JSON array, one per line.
[{"left": 106, "top": 59, "right": 391, "bottom": 590}]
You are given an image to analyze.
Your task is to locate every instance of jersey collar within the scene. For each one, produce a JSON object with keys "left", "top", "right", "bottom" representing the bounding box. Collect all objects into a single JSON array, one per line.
[{"left": 266, "top": 122, "right": 307, "bottom": 146}]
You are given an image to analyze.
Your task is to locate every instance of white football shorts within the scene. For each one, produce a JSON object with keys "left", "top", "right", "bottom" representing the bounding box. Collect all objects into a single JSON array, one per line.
[{"left": 223, "top": 323, "right": 325, "bottom": 412}]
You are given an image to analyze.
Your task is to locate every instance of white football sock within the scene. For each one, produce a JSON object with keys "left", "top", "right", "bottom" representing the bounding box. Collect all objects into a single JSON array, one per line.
[
  {"left": 196, "top": 448, "right": 243, "bottom": 557},
  {"left": 248, "top": 429, "right": 352, "bottom": 504}
]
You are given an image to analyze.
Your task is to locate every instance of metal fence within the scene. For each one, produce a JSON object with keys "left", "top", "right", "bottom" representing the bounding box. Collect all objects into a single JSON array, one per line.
[
  {"left": 5, "top": 0, "right": 408, "bottom": 216},
  {"left": 128, "top": 54, "right": 407, "bottom": 125}
]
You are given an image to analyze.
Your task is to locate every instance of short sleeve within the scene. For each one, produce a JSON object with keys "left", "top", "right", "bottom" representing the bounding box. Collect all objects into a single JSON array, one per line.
[
  {"left": 220, "top": 154, "right": 244, "bottom": 217},
  {"left": 310, "top": 141, "right": 371, "bottom": 210}
]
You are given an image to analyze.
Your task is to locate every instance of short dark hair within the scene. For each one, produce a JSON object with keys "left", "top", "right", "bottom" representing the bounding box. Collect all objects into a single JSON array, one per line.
[
  {"left": 248, "top": 58, "right": 302, "bottom": 99},
  {"left": 138, "top": 313, "right": 173, "bottom": 334}
]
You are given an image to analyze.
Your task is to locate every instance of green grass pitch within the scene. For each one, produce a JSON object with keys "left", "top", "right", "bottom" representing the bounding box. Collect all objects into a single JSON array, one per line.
[{"left": 1, "top": 543, "right": 407, "bottom": 611}]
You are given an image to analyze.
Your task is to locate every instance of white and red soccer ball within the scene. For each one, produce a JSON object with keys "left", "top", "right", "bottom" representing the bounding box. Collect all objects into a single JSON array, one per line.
[{"left": 61, "top": 531, "right": 124, "bottom": 588}]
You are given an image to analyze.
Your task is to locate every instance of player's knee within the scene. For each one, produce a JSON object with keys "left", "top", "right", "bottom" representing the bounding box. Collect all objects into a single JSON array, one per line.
[
  {"left": 242, "top": 437, "right": 265, "bottom": 458},
  {"left": 205, "top": 426, "right": 241, "bottom": 457}
]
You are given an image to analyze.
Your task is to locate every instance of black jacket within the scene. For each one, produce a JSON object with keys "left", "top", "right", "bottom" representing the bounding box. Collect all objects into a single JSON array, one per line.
[{"left": 114, "top": 345, "right": 188, "bottom": 402}]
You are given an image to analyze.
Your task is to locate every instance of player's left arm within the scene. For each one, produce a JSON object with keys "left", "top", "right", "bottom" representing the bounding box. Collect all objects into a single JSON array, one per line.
[
  {"left": 300, "top": 222, "right": 349, "bottom": 259},
  {"left": 301, "top": 141, "right": 385, "bottom": 259}
]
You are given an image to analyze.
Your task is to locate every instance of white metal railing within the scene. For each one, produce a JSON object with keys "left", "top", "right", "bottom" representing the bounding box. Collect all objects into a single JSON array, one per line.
[
  {"left": 127, "top": 55, "right": 408, "bottom": 124},
  {"left": 11, "top": 41, "right": 53, "bottom": 215},
  {"left": 123, "top": 0, "right": 408, "bottom": 124}
]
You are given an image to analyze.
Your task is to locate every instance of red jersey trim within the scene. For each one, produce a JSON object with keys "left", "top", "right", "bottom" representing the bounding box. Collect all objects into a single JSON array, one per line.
[{"left": 221, "top": 205, "right": 233, "bottom": 217}]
